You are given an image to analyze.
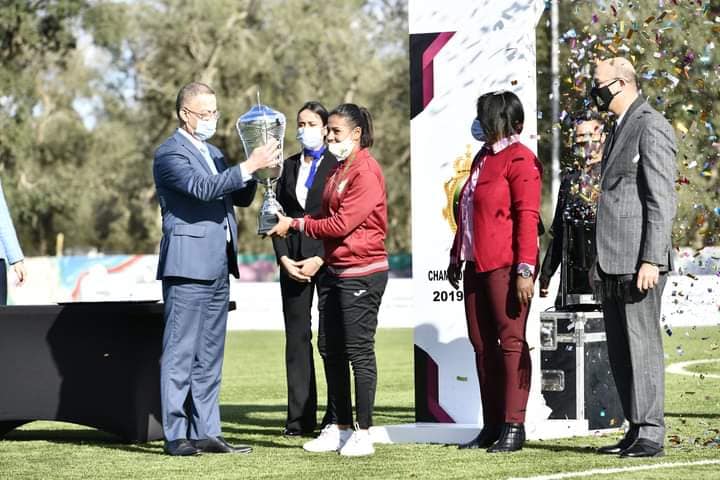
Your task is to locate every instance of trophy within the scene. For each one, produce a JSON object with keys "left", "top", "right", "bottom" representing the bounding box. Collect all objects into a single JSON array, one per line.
[{"left": 235, "top": 99, "right": 286, "bottom": 235}]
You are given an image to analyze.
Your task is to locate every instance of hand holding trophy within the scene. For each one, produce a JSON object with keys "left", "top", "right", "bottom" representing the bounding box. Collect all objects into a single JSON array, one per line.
[
  {"left": 236, "top": 98, "right": 286, "bottom": 235},
  {"left": 241, "top": 139, "right": 280, "bottom": 176}
]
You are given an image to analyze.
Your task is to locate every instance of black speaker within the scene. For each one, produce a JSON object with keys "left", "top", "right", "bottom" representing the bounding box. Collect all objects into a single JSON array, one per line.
[{"left": 560, "top": 217, "right": 599, "bottom": 310}]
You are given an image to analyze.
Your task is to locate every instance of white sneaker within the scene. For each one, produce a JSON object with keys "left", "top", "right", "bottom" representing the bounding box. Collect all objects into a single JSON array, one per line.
[
  {"left": 303, "top": 424, "right": 352, "bottom": 453},
  {"left": 339, "top": 426, "right": 375, "bottom": 457}
]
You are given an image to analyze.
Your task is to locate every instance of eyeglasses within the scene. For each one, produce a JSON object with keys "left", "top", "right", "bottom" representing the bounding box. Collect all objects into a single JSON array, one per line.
[{"left": 184, "top": 107, "right": 220, "bottom": 121}]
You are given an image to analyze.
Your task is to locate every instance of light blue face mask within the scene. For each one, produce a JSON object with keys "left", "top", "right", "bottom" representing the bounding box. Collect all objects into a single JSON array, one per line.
[
  {"left": 194, "top": 118, "right": 217, "bottom": 141},
  {"left": 471, "top": 118, "right": 486, "bottom": 142}
]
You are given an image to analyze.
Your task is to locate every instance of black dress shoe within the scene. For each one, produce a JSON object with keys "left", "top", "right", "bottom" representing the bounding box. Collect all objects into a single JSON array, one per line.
[
  {"left": 597, "top": 435, "right": 637, "bottom": 455},
  {"left": 164, "top": 439, "right": 200, "bottom": 456},
  {"left": 192, "top": 436, "right": 252, "bottom": 454},
  {"left": 487, "top": 423, "right": 525, "bottom": 453},
  {"left": 620, "top": 438, "right": 664, "bottom": 458},
  {"left": 458, "top": 425, "right": 502, "bottom": 449},
  {"left": 283, "top": 427, "right": 315, "bottom": 437}
]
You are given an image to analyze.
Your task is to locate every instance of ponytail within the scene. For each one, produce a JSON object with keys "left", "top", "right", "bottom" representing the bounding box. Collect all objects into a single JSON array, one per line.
[
  {"left": 330, "top": 103, "right": 375, "bottom": 149},
  {"left": 358, "top": 106, "right": 374, "bottom": 148}
]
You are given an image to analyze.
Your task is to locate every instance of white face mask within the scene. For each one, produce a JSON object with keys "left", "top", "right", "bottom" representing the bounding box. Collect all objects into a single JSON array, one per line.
[
  {"left": 328, "top": 134, "right": 355, "bottom": 161},
  {"left": 194, "top": 118, "right": 217, "bottom": 141},
  {"left": 296, "top": 127, "right": 325, "bottom": 151}
]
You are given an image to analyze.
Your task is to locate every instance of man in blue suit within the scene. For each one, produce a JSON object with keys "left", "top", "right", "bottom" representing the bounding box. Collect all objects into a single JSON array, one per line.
[
  {"left": 0, "top": 180, "right": 27, "bottom": 305},
  {"left": 153, "top": 82, "right": 278, "bottom": 456}
]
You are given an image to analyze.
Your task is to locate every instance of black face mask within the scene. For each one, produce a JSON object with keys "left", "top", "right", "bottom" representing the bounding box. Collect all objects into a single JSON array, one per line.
[{"left": 590, "top": 79, "right": 620, "bottom": 112}]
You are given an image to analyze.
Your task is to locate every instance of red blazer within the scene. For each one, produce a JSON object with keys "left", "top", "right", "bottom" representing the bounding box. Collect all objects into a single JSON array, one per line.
[
  {"left": 300, "top": 148, "right": 388, "bottom": 277},
  {"left": 451, "top": 142, "right": 542, "bottom": 273}
]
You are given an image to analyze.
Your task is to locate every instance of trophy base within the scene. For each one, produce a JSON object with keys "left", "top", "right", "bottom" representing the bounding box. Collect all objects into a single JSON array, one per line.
[
  {"left": 257, "top": 213, "right": 279, "bottom": 236},
  {"left": 257, "top": 182, "right": 284, "bottom": 236}
]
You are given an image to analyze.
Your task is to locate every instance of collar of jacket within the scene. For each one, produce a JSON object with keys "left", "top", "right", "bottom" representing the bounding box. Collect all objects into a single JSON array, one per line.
[
  {"left": 337, "top": 147, "right": 371, "bottom": 168},
  {"left": 489, "top": 134, "right": 521, "bottom": 154}
]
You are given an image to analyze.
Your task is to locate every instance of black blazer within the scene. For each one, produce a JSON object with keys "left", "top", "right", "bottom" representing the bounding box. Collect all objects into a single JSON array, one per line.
[
  {"left": 272, "top": 150, "right": 338, "bottom": 262},
  {"left": 540, "top": 164, "right": 601, "bottom": 280}
]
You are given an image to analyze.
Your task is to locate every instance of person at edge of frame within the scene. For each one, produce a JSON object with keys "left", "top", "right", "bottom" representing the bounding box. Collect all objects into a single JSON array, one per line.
[{"left": 0, "top": 180, "right": 27, "bottom": 305}]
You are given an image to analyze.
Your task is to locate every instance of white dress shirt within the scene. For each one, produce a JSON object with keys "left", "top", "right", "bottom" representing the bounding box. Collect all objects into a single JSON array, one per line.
[
  {"left": 178, "top": 128, "right": 249, "bottom": 242},
  {"left": 295, "top": 155, "right": 323, "bottom": 210}
]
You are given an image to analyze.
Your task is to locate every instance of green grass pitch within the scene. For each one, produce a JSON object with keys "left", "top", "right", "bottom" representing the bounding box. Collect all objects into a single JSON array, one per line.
[{"left": 1, "top": 326, "right": 719, "bottom": 479}]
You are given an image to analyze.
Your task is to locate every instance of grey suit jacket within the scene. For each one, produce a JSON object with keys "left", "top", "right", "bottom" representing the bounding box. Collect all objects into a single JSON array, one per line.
[
  {"left": 595, "top": 97, "right": 678, "bottom": 275},
  {"left": 153, "top": 130, "right": 257, "bottom": 281}
]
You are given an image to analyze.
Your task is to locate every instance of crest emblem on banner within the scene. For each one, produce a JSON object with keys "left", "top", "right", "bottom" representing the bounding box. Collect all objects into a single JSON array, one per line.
[{"left": 442, "top": 145, "right": 473, "bottom": 233}]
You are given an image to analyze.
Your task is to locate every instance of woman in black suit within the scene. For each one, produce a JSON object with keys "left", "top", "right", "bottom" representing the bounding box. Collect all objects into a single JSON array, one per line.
[{"left": 272, "top": 101, "right": 338, "bottom": 436}]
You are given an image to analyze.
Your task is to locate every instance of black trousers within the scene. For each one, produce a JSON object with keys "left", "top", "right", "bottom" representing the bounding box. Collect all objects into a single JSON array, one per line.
[
  {"left": 280, "top": 268, "right": 331, "bottom": 432},
  {"left": 317, "top": 270, "right": 388, "bottom": 429},
  {"left": 0, "top": 260, "right": 7, "bottom": 305}
]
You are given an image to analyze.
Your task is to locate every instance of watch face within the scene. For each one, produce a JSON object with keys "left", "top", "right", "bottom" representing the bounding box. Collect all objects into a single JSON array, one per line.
[{"left": 520, "top": 269, "right": 532, "bottom": 278}]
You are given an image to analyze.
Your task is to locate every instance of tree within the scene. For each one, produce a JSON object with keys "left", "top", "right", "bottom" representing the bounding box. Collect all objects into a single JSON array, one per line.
[
  {"left": 1, "top": 0, "right": 412, "bottom": 256},
  {"left": 113, "top": 0, "right": 411, "bottom": 254},
  {"left": 538, "top": 0, "right": 720, "bottom": 248},
  {"left": 0, "top": 0, "right": 94, "bottom": 255}
]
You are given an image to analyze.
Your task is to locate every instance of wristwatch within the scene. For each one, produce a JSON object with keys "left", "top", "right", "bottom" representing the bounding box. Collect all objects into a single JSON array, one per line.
[{"left": 517, "top": 263, "right": 534, "bottom": 279}]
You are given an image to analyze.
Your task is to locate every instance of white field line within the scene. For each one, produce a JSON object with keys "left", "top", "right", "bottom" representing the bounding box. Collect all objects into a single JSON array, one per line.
[
  {"left": 665, "top": 359, "right": 720, "bottom": 379},
  {"left": 507, "top": 459, "right": 720, "bottom": 480}
]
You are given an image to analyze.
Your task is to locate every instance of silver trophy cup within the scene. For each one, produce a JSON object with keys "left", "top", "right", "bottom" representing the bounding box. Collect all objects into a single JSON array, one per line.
[{"left": 235, "top": 103, "right": 286, "bottom": 235}]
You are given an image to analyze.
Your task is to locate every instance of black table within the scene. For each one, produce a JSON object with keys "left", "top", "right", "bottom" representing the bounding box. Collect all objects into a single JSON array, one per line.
[{"left": 0, "top": 302, "right": 166, "bottom": 442}]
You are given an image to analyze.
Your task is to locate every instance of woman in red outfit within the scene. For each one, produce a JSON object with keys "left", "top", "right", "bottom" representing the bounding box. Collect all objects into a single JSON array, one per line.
[
  {"left": 448, "top": 90, "right": 542, "bottom": 453},
  {"left": 270, "top": 104, "right": 388, "bottom": 457}
]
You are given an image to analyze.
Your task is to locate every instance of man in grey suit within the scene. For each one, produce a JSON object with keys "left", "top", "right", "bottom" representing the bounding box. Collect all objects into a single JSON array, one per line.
[
  {"left": 154, "top": 82, "right": 278, "bottom": 456},
  {"left": 591, "top": 58, "right": 677, "bottom": 458}
]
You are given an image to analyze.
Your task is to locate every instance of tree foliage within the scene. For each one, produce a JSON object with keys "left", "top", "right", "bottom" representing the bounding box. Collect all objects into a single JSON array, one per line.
[
  {"left": 3, "top": 1, "right": 716, "bottom": 257},
  {"left": 1, "top": 0, "right": 409, "bottom": 255},
  {"left": 536, "top": 0, "right": 720, "bottom": 249}
]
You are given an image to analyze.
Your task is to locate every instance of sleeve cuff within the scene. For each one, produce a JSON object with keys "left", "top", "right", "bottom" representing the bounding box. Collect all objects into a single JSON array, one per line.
[
  {"left": 517, "top": 262, "right": 535, "bottom": 274},
  {"left": 7, "top": 250, "right": 23, "bottom": 265},
  {"left": 238, "top": 164, "right": 254, "bottom": 183},
  {"left": 291, "top": 218, "right": 305, "bottom": 233}
]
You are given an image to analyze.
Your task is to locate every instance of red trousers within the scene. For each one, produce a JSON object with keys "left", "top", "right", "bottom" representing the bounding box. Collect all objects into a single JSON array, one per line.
[{"left": 463, "top": 264, "right": 532, "bottom": 424}]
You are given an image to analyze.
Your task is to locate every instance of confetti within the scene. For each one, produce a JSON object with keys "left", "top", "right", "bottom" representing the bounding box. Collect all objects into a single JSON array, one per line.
[{"left": 557, "top": 3, "right": 720, "bottom": 250}]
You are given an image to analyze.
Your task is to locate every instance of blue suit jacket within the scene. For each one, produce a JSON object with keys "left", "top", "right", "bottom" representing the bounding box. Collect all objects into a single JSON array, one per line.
[
  {"left": 0, "top": 180, "right": 23, "bottom": 264},
  {"left": 153, "top": 130, "right": 257, "bottom": 281}
]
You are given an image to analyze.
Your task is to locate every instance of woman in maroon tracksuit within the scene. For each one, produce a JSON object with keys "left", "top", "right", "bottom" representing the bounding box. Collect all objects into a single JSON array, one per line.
[
  {"left": 270, "top": 103, "right": 387, "bottom": 457},
  {"left": 448, "top": 91, "right": 542, "bottom": 453}
]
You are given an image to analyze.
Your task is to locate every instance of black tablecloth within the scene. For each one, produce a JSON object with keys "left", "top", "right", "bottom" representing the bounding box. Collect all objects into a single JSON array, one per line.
[{"left": 0, "top": 302, "right": 165, "bottom": 442}]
